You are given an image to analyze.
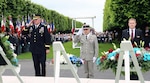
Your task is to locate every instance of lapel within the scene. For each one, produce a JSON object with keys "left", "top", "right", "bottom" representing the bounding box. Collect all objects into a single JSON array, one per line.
[
  {"left": 33, "top": 25, "right": 35, "bottom": 30},
  {"left": 88, "top": 34, "right": 92, "bottom": 40},
  {"left": 38, "top": 24, "right": 41, "bottom": 30},
  {"left": 82, "top": 35, "right": 89, "bottom": 41},
  {"left": 135, "top": 29, "right": 137, "bottom": 38},
  {"left": 127, "top": 29, "right": 130, "bottom": 38}
]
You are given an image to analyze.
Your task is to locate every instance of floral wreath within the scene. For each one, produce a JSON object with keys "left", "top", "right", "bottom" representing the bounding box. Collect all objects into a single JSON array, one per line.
[
  {"left": 96, "top": 40, "right": 150, "bottom": 75},
  {"left": 0, "top": 34, "right": 18, "bottom": 66},
  {"left": 51, "top": 54, "right": 84, "bottom": 67}
]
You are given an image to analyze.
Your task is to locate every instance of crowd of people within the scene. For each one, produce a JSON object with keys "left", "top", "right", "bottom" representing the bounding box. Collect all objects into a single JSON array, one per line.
[
  {"left": 96, "top": 30, "right": 118, "bottom": 43},
  {"left": 0, "top": 32, "right": 73, "bottom": 55}
]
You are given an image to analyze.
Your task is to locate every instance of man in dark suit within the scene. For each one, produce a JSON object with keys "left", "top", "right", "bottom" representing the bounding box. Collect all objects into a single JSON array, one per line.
[
  {"left": 122, "top": 18, "right": 144, "bottom": 80},
  {"left": 122, "top": 18, "right": 144, "bottom": 47},
  {"left": 24, "top": 14, "right": 51, "bottom": 76}
]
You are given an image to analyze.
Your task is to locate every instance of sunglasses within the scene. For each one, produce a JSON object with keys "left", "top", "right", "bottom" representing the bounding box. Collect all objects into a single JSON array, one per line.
[
  {"left": 83, "top": 25, "right": 90, "bottom": 28},
  {"left": 83, "top": 29, "right": 89, "bottom": 30}
]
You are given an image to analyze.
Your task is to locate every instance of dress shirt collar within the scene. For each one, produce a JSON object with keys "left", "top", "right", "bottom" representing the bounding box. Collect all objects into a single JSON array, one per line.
[
  {"left": 35, "top": 23, "right": 40, "bottom": 28},
  {"left": 85, "top": 32, "right": 91, "bottom": 39},
  {"left": 129, "top": 28, "right": 135, "bottom": 31}
]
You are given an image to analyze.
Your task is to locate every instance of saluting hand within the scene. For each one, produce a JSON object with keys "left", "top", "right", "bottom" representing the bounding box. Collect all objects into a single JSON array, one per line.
[{"left": 27, "top": 20, "right": 33, "bottom": 27}]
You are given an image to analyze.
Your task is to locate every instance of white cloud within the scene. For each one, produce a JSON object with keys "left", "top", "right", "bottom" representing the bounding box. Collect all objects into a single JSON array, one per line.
[{"left": 31, "top": 0, "right": 106, "bottom": 32}]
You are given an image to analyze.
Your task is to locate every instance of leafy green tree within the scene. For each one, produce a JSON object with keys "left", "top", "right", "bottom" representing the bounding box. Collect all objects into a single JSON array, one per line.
[
  {"left": 103, "top": 0, "right": 150, "bottom": 31},
  {"left": 0, "top": 0, "right": 82, "bottom": 33}
]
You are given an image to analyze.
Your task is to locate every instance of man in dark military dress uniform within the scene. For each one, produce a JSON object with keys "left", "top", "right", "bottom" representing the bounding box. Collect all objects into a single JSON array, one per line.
[{"left": 24, "top": 14, "right": 51, "bottom": 76}]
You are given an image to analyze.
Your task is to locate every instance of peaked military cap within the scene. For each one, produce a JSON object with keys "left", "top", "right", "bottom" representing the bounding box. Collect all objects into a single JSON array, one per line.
[
  {"left": 83, "top": 24, "right": 91, "bottom": 29},
  {"left": 33, "top": 14, "right": 41, "bottom": 20}
]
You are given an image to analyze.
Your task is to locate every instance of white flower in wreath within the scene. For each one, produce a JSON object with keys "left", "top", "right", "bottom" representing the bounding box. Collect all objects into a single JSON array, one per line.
[
  {"left": 10, "top": 43, "right": 15, "bottom": 51},
  {"left": 12, "top": 51, "right": 21, "bottom": 73},
  {"left": 110, "top": 56, "right": 115, "bottom": 61},
  {"left": 113, "top": 48, "right": 120, "bottom": 53},
  {"left": 104, "top": 51, "right": 109, "bottom": 55},
  {"left": 60, "top": 55, "right": 67, "bottom": 64},
  {"left": 13, "top": 53, "right": 17, "bottom": 58},
  {"left": 136, "top": 50, "right": 141, "bottom": 55}
]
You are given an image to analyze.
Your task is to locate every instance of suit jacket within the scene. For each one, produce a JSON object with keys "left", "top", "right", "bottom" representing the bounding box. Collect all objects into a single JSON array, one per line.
[
  {"left": 144, "top": 29, "right": 150, "bottom": 39},
  {"left": 144, "top": 30, "right": 150, "bottom": 47},
  {"left": 74, "top": 34, "right": 99, "bottom": 60},
  {"left": 122, "top": 28, "right": 144, "bottom": 46},
  {"left": 25, "top": 23, "right": 51, "bottom": 54}
]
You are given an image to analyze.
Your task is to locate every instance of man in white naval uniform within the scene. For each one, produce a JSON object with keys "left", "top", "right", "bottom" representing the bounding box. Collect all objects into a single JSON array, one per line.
[{"left": 73, "top": 24, "right": 99, "bottom": 78}]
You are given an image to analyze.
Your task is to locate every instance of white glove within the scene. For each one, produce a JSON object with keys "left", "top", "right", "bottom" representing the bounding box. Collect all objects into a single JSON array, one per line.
[
  {"left": 76, "top": 28, "right": 83, "bottom": 35},
  {"left": 93, "top": 57, "right": 97, "bottom": 63}
]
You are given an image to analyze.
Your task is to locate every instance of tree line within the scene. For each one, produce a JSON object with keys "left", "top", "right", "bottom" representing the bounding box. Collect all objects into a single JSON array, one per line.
[
  {"left": 0, "top": 0, "right": 83, "bottom": 33},
  {"left": 103, "top": 0, "right": 150, "bottom": 31}
]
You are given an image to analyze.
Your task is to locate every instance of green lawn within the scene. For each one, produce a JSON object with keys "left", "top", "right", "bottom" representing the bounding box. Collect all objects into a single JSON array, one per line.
[{"left": 17, "top": 41, "right": 119, "bottom": 59}]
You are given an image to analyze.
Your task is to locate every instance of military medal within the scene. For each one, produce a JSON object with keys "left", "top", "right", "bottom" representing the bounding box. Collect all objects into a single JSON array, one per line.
[{"left": 39, "top": 27, "right": 44, "bottom": 36}]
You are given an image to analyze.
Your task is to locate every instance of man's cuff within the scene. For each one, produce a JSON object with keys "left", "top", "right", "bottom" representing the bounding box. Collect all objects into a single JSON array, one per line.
[
  {"left": 45, "top": 45, "right": 50, "bottom": 49},
  {"left": 23, "top": 28, "right": 28, "bottom": 31}
]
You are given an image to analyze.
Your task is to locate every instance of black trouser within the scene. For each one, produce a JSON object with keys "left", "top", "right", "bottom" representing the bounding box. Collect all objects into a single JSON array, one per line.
[
  {"left": 32, "top": 53, "right": 46, "bottom": 76},
  {"left": 144, "top": 37, "right": 150, "bottom": 47}
]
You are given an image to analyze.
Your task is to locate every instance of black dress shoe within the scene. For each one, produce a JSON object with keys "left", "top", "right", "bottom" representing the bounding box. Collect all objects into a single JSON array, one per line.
[
  {"left": 89, "top": 75, "right": 94, "bottom": 78},
  {"left": 86, "top": 75, "right": 89, "bottom": 78}
]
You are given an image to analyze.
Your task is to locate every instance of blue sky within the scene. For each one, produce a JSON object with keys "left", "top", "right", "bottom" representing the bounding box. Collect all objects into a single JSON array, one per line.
[{"left": 31, "top": 0, "right": 106, "bottom": 32}]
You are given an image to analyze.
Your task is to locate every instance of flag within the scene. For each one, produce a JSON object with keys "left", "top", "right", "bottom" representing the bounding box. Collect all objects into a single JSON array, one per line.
[
  {"left": 21, "top": 16, "right": 25, "bottom": 31},
  {"left": 15, "top": 19, "right": 21, "bottom": 37},
  {"left": 9, "top": 18, "right": 14, "bottom": 34},
  {"left": 1, "top": 17, "right": 6, "bottom": 33},
  {"left": 71, "top": 27, "right": 75, "bottom": 34},
  {"left": 21, "top": 20, "right": 25, "bottom": 31},
  {"left": 50, "top": 22, "right": 55, "bottom": 31},
  {"left": 26, "top": 15, "right": 31, "bottom": 26},
  {"left": 47, "top": 24, "right": 52, "bottom": 33},
  {"left": 41, "top": 19, "right": 47, "bottom": 25}
]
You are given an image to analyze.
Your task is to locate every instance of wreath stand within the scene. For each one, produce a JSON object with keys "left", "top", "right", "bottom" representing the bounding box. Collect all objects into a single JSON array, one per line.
[
  {"left": 115, "top": 41, "right": 145, "bottom": 83},
  {"left": 0, "top": 46, "right": 24, "bottom": 83},
  {"left": 53, "top": 41, "right": 81, "bottom": 83}
]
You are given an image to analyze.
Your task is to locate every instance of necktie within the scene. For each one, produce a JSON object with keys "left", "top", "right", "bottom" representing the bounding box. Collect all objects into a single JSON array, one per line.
[
  {"left": 86, "top": 35, "right": 87, "bottom": 39},
  {"left": 131, "top": 29, "right": 134, "bottom": 40}
]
